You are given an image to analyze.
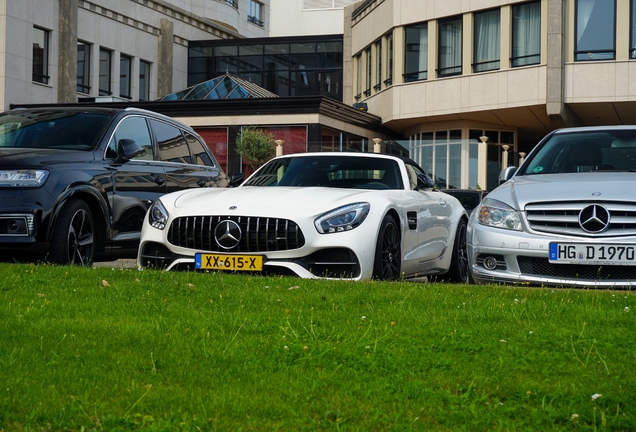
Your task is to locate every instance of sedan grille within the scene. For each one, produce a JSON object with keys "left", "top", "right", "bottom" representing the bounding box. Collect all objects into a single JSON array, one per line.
[
  {"left": 518, "top": 257, "right": 636, "bottom": 281},
  {"left": 525, "top": 201, "right": 636, "bottom": 237},
  {"left": 167, "top": 215, "right": 305, "bottom": 252}
]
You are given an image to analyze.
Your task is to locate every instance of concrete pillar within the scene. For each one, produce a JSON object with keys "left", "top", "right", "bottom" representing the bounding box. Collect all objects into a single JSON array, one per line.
[
  {"left": 157, "top": 19, "right": 174, "bottom": 98},
  {"left": 58, "top": 0, "right": 78, "bottom": 103},
  {"left": 343, "top": 5, "right": 354, "bottom": 104},
  {"left": 546, "top": 0, "right": 582, "bottom": 128}
]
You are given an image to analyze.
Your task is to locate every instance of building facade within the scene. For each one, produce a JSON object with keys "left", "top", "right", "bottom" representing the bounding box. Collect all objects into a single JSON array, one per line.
[
  {"left": 269, "top": 0, "right": 359, "bottom": 36},
  {"left": 3, "top": 0, "right": 270, "bottom": 110},
  {"left": 346, "top": 0, "right": 636, "bottom": 190}
]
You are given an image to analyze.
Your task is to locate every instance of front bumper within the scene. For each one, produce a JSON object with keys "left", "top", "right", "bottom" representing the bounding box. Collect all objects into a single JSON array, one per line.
[{"left": 468, "top": 223, "right": 636, "bottom": 288}]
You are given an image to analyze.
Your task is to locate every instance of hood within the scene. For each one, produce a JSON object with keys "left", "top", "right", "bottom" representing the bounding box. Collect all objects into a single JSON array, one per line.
[
  {"left": 0, "top": 148, "right": 95, "bottom": 167},
  {"left": 488, "top": 172, "right": 635, "bottom": 210},
  {"left": 172, "top": 186, "right": 380, "bottom": 213}
]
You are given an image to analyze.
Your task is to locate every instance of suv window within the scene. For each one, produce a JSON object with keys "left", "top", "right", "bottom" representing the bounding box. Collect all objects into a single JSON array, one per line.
[
  {"left": 151, "top": 119, "right": 192, "bottom": 164},
  {"left": 106, "top": 116, "right": 153, "bottom": 160},
  {"left": 185, "top": 131, "right": 214, "bottom": 167}
]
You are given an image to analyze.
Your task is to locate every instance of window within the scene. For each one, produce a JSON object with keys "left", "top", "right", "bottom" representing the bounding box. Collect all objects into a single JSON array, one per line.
[
  {"left": 77, "top": 42, "right": 91, "bottom": 93},
  {"left": 386, "top": 33, "right": 393, "bottom": 86},
  {"left": 512, "top": 1, "right": 541, "bottom": 67},
  {"left": 107, "top": 116, "right": 153, "bottom": 161},
  {"left": 374, "top": 40, "right": 382, "bottom": 90},
  {"left": 404, "top": 22, "right": 428, "bottom": 82},
  {"left": 32, "top": 27, "right": 49, "bottom": 84},
  {"left": 185, "top": 132, "right": 214, "bottom": 167},
  {"left": 120, "top": 54, "right": 132, "bottom": 98},
  {"left": 473, "top": 9, "right": 500, "bottom": 72},
  {"left": 438, "top": 16, "right": 462, "bottom": 77},
  {"left": 139, "top": 60, "right": 150, "bottom": 101},
  {"left": 248, "top": 0, "right": 264, "bottom": 26},
  {"left": 99, "top": 48, "right": 112, "bottom": 96},
  {"left": 365, "top": 48, "right": 372, "bottom": 96},
  {"left": 575, "top": 0, "right": 616, "bottom": 61},
  {"left": 355, "top": 53, "right": 362, "bottom": 99},
  {"left": 151, "top": 120, "right": 192, "bottom": 164}
]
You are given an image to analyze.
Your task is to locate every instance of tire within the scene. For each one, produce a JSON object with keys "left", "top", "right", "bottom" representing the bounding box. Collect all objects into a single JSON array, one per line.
[
  {"left": 444, "top": 218, "right": 469, "bottom": 283},
  {"left": 372, "top": 214, "right": 401, "bottom": 280},
  {"left": 49, "top": 199, "right": 96, "bottom": 266}
]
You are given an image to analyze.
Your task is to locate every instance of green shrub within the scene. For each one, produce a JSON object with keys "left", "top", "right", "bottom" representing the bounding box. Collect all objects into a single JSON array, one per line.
[{"left": 236, "top": 126, "right": 276, "bottom": 170}]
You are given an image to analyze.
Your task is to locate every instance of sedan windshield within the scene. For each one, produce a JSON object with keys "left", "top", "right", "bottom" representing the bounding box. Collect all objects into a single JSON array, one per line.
[
  {"left": 523, "top": 129, "right": 636, "bottom": 175},
  {"left": 244, "top": 155, "right": 404, "bottom": 190},
  {"left": 0, "top": 110, "right": 112, "bottom": 150}
]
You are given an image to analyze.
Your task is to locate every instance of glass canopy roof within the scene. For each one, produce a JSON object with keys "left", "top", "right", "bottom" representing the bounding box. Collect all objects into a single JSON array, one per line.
[{"left": 157, "top": 73, "right": 278, "bottom": 101}]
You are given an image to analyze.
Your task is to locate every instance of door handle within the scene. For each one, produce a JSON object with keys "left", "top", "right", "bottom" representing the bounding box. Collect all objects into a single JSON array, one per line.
[{"left": 154, "top": 176, "right": 165, "bottom": 186}]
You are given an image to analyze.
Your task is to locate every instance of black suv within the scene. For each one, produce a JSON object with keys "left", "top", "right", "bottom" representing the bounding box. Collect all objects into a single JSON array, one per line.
[{"left": 0, "top": 107, "right": 236, "bottom": 265}]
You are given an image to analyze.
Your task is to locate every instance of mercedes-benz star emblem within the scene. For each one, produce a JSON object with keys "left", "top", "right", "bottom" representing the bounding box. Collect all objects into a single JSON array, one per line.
[
  {"left": 214, "top": 220, "right": 242, "bottom": 249},
  {"left": 578, "top": 204, "right": 610, "bottom": 233}
]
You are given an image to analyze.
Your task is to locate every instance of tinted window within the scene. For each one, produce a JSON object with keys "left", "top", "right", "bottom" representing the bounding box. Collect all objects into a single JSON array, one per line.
[
  {"left": 185, "top": 131, "right": 214, "bottom": 166},
  {"left": 107, "top": 116, "right": 153, "bottom": 160},
  {"left": 0, "top": 111, "right": 111, "bottom": 150},
  {"left": 151, "top": 120, "right": 192, "bottom": 164}
]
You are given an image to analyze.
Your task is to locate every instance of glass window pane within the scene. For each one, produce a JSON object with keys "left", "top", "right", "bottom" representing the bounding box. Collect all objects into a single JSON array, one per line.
[
  {"left": 119, "top": 55, "right": 131, "bottom": 98},
  {"left": 512, "top": 1, "right": 541, "bottom": 67},
  {"left": 77, "top": 42, "right": 90, "bottom": 93},
  {"left": 139, "top": 61, "right": 150, "bottom": 101},
  {"left": 110, "top": 116, "right": 153, "bottom": 161},
  {"left": 214, "top": 45, "right": 237, "bottom": 56},
  {"left": 405, "top": 23, "right": 428, "bottom": 82},
  {"left": 32, "top": 27, "right": 48, "bottom": 84},
  {"left": 152, "top": 120, "right": 191, "bottom": 164},
  {"left": 239, "top": 44, "right": 263, "bottom": 55},
  {"left": 291, "top": 42, "right": 316, "bottom": 53},
  {"left": 473, "top": 9, "right": 500, "bottom": 72},
  {"left": 264, "top": 44, "right": 289, "bottom": 55},
  {"left": 575, "top": 0, "right": 616, "bottom": 60},
  {"left": 438, "top": 16, "right": 462, "bottom": 77},
  {"left": 99, "top": 49, "right": 112, "bottom": 96}
]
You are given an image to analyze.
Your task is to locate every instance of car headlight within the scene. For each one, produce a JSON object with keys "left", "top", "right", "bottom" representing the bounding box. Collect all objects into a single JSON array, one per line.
[
  {"left": 315, "top": 202, "right": 370, "bottom": 234},
  {"left": 148, "top": 200, "right": 169, "bottom": 230},
  {"left": 477, "top": 198, "right": 521, "bottom": 230},
  {"left": 0, "top": 169, "right": 48, "bottom": 187}
]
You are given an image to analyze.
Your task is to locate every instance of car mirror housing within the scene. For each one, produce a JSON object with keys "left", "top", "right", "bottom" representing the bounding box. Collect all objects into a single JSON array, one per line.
[
  {"left": 415, "top": 174, "right": 435, "bottom": 191},
  {"left": 498, "top": 166, "right": 516, "bottom": 184},
  {"left": 116, "top": 138, "right": 144, "bottom": 162}
]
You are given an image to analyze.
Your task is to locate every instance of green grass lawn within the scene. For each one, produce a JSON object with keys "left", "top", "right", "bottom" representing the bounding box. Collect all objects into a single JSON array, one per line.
[{"left": 0, "top": 263, "right": 634, "bottom": 430}]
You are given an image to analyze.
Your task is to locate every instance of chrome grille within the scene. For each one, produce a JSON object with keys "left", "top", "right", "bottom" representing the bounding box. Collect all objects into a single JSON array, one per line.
[
  {"left": 167, "top": 215, "right": 305, "bottom": 252},
  {"left": 525, "top": 201, "right": 636, "bottom": 237}
]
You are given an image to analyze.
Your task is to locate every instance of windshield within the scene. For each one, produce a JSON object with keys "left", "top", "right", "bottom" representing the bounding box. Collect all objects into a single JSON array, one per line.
[
  {"left": 244, "top": 155, "right": 404, "bottom": 190},
  {"left": 0, "top": 110, "right": 112, "bottom": 151},
  {"left": 523, "top": 129, "right": 636, "bottom": 175}
]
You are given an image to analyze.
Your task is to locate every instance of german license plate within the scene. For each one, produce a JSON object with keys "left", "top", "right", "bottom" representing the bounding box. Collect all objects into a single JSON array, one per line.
[
  {"left": 549, "top": 243, "right": 636, "bottom": 265},
  {"left": 195, "top": 253, "right": 263, "bottom": 271}
]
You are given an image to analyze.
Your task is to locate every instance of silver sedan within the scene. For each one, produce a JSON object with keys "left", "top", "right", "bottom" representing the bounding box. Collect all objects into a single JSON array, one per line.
[{"left": 467, "top": 126, "right": 636, "bottom": 288}]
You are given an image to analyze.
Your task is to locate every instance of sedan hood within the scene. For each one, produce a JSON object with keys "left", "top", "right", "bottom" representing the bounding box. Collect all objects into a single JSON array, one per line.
[
  {"left": 490, "top": 173, "right": 635, "bottom": 209},
  {"left": 172, "top": 186, "right": 380, "bottom": 213}
]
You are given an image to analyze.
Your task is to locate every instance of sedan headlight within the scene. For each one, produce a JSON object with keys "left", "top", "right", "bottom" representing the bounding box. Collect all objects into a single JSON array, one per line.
[
  {"left": 0, "top": 169, "right": 48, "bottom": 187},
  {"left": 315, "top": 202, "right": 370, "bottom": 234},
  {"left": 148, "top": 200, "right": 169, "bottom": 230},
  {"left": 477, "top": 198, "right": 521, "bottom": 231}
]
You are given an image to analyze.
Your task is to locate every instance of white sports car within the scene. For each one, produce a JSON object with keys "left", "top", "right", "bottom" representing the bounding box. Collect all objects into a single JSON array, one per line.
[{"left": 138, "top": 152, "right": 469, "bottom": 281}]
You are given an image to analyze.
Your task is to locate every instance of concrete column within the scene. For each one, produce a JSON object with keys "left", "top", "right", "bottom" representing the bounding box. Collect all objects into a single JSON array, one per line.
[
  {"left": 500, "top": 5, "right": 511, "bottom": 70},
  {"left": 343, "top": 5, "right": 354, "bottom": 103},
  {"left": 428, "top": 20, "right": 437, "bottom": 79},
  {"left": 546, "top": 0, "right": 582, "bottom": 128},
  {"left": 462, "top": 13, "right": 472, "bottom": 75},
  {"left": 393, "top": 26, "right": 404, "bottom": 85},
  {"left": 58, "top": 0, "right": 78, "bottom": 103},
  {"left": 157, "top": 19, "right": 174, "bottom": 98}
]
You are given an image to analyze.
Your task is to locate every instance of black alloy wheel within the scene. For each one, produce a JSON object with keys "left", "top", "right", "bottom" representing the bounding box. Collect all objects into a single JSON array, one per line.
[
  {"left": 49, "top": 199, "right": 96, "bottom": 266},
  {"left": 372, "top": 214, "right": 401, "bottom": 280},
  {"left": 445, "top": 218, "right": 469, "bottom": 283}
]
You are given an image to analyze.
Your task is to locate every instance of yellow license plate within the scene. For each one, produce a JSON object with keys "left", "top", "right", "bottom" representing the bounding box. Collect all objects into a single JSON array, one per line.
[{"left": 195, "top": 253, "right": 263, "bottom": 271}]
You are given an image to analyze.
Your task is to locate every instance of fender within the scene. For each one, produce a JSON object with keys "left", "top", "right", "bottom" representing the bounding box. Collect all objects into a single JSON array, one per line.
[{"left": 46, "top": 183, "right": 112, "bottom": 249}]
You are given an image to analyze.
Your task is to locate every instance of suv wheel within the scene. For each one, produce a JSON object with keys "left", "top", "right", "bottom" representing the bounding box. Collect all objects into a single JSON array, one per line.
[{"left": 49, "top": 199, "right": 95, "bottom": 266}]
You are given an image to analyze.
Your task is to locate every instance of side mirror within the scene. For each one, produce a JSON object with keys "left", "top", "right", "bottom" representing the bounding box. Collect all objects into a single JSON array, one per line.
[
  {"left": 499, "top": 166, "right": 517, "bottom": 184},
  {"left": 415, "top": 173, "right": 436, "bottom": 191},
  {"left": 229, "top": 173, "right": 244, "bottom": 187},
  {"left": 116, "top": 139, "right": 144, "bottom": 162}
]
